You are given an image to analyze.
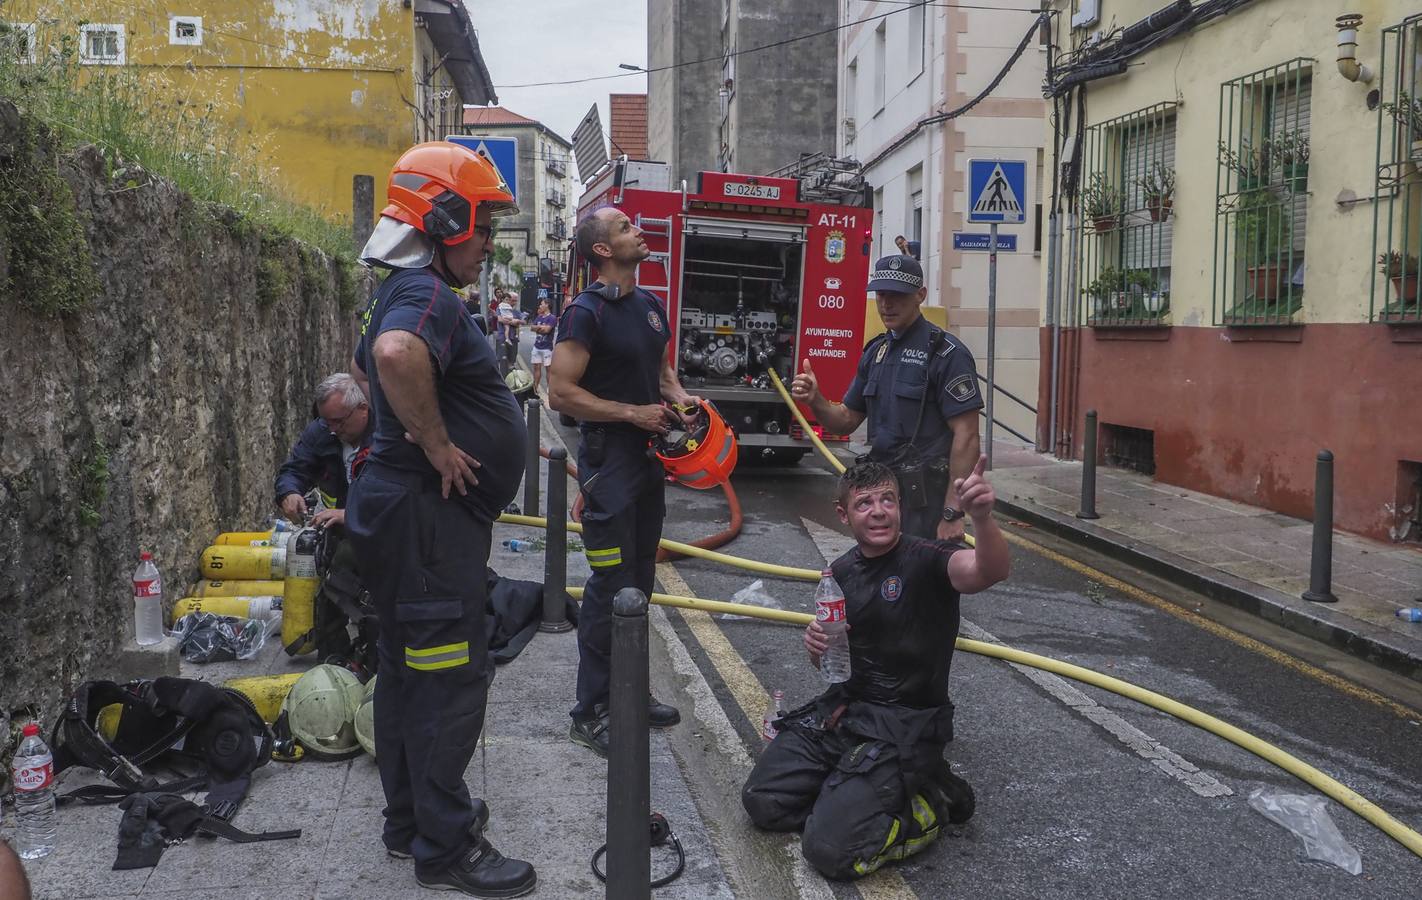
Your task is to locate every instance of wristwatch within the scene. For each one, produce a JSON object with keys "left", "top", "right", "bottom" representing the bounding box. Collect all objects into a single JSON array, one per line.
[{"left": 942, "top": 506, "right": 965, "bottom": 523}]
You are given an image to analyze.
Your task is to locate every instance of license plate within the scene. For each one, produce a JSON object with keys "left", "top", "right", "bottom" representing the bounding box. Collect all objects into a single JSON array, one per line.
[{"left": 723, "top": 182, "right": 780, "bottom": 200}]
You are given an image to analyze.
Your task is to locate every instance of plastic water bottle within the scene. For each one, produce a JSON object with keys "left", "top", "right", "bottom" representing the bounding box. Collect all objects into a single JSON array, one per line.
[
  {"left": 132, "top": 552, "right": 164, "bottom": 645},
  {"left": 814, "top": 569, "right": 851, "bottom": 683},
  {"left": 10, "top": 723, "right": 57, "bottom": 859},
  {"left": 1397, "top": 608, "right": 1422, "bottom": 623},
  {"left": 502, "top": 539, "right": 535, "bottom": 552},
  {"left": 762, "top": 689, "right": 786, "bottom": 742}
]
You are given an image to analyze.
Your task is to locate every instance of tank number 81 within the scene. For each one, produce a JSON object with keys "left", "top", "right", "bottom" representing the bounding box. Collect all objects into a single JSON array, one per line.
[{"left": 817, "top": 294, "right": 846, "bottom": 309}]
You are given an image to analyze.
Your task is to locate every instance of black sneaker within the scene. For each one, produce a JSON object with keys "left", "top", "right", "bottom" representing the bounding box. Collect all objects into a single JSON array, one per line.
[
  {"left": 928, "top": 758, "right": 976, "bottom": 825},
  {"left": 387, "top": 799, "right": 490, "bottom": 860},
  {"left": 649, "top": 694, "right": 681, "bottom": 728},
  {"left": 416, "top": 837, "right": 536, "bottom": 898},
  {"left": 569, "top": 710, "right": 610, "bottom": 758}
]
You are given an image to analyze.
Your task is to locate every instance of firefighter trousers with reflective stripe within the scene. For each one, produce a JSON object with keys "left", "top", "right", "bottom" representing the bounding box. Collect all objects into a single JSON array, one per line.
[
  {"left": 573, "top": 459, "right": 665, "bottom": 720},
  {"left": 346, "top": 466, "right": 493, "bottom": 876},
  {"left": 742, "top": 722, "right": 949, "bottom": 881}
]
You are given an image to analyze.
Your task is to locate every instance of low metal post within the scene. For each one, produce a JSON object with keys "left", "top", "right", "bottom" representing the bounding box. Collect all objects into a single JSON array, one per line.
[
  {"left": 1076, "top": 409, "right": 1100, "bottom": 520},
  {"left": 524, "top": 399, "right": 542, "bottom": 515},
  {"left": 1302, "top": 450, "right": 1339, "bottom": 603},
  {"left": 607, "top": 587, "right": 651, "bottom": 900},
  {"left": 540, "top": 448, "right": 573, "bottom": 632}
]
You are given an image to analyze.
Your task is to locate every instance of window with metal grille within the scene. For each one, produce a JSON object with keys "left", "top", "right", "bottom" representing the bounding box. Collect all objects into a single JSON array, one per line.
[
  {"left": 1213, "top": 59, "right": 1312, "bottom": 326},
  {"left": 1078, "top": 102, "right": 1177, "bottom": 326},
  {"left": 2, "top": 22, "right": 35, "bottom": 63},
  {"left": 170, "top": 17, "right": 202, "bottom": 46},
  {"left": 79, "top": 23, "right": 124, "bottom": 65},
  {"left": 1372, "top": 14, "right": 1422, "bottom": 324}
]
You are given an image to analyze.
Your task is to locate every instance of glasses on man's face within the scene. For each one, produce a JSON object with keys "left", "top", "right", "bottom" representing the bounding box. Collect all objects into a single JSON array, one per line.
[{"left": 324, "top": 406, "right": 363, "bottom": 431}]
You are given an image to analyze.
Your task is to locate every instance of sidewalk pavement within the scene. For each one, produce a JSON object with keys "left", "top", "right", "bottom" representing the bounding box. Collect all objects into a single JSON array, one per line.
[
  {"left": 986, "top": 441, "right": 1422, "bottom": 682},
  {"left": 6, "top": 454, "right": 738, "bottom": 900}
]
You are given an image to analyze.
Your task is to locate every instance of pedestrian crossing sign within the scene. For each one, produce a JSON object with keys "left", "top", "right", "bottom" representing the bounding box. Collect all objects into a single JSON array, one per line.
[
  {"left": 967, "top": 158, "right": 1026, "bottom": 224},
  {"left": 446, "top": 135, "right": 519, "bottom": 205}
]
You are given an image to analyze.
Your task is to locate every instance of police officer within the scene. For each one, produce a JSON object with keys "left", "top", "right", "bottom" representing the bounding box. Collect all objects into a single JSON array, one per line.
[
  {"left": 742, "top": 457, "right": 1010, "bottom": 880},
  {"left": 548, "top": 207, "right": 699, "bottom": 757},
  {"left": 346, "top": 142, "right": 536, "bottom": 898},
  {"left": 791, "top": 254, "right": 983, "bottom": 542},
  {"left": 274, "top": 372, "right": 373, "bottom": 528}
]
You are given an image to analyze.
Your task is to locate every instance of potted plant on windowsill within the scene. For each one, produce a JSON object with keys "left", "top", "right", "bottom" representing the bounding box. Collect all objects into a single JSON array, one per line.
[
  {"left": 1135, "top": 162, "right": 1175, "bottom": 223},
  {"left": 1379, "top": 251, "right": 1421, "bottom": 305},
  {"left": 1082, "top": 173, "right": 1123, "bottom": 233},
  {"left": 1122, "top": 269, "right": 1158, "bottom": 312},
  {"left": 1143, "top": 288, "right": 1170, "bottom": 314},
  {"left": 1219, "top": 138, "right": 1270, "bottom": 193},
  {"left": 1235, "top": 188, "right": 1293, "bottom": 303},
  {"left": 1085, "top": 266, "right": 1125, "bottom": 317},
  {"left": 1382, "top": 91, "right": 1422, "bottom": 161},
  {"left": 1273, "top": 129, "right": 1309, "bottom": 190}
]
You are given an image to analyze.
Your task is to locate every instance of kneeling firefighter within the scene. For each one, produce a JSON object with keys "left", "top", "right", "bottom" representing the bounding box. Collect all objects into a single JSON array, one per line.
[
  {"left": 548, "top": 207, "right": 714, "bottom": 758},
  {"left": 347, "top": 140, "right": 536, "bottom": 897}
]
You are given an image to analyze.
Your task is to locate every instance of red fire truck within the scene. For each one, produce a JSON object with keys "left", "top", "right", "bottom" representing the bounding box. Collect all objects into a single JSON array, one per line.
[{"left": 568, "top": 160, "right": 872, "bottom": 462}]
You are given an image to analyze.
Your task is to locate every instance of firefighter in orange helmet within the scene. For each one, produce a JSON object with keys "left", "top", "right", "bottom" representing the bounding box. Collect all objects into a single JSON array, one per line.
[{"left": 347, "top": 142, "right": 536, "bottom": 898}]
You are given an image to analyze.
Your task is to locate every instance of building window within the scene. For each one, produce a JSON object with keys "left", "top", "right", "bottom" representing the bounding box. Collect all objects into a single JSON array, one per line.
[
  {"left": 1079, "top": 102, "right": 1177, "bottom": 326},
  {"left": 169, "top": 16, "right": 202, "bottom": 46},
  {"left": 908, "top": 1, "right": 925, "bottom": 79},
  {"left": 1213, "top": 59, "right": 1311, "bottom": 326},
  {"left": 2, "top": 22, "right": 35, "bottom": 63},
  {"left": 79, "top": 23, "right": 125, "bottom": 65},
  {"left": 873, "top": 187, "right": 884, "bottom": 258},
  {"left": 1372, "top": 14, "right": 1422, "bottom": 324},
  {"left": 873, "top": 22, "right": 886, "bottom": 112}
]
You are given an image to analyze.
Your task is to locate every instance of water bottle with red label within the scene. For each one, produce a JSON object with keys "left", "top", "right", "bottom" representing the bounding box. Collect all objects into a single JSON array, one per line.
[
  {"left": 10, "top": 723, "right": 57, "bottom": 858},
  {"left": 133, "top": 551, "right": 164, "bottom": 645},
  {"left": 814, "top": 569, "right": 851, "bottom": 683},
  {"left": 762, "top": 689, "right": 786, "bottom": 742}
]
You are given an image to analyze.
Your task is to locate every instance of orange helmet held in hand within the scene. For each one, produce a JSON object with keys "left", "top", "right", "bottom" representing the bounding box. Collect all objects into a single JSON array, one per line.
[
  {"left": 381, "top": 141, "right": 518, "bottom": 246},
  {"left": 655, "top": 401, "right": 739, "bottom": 490}
]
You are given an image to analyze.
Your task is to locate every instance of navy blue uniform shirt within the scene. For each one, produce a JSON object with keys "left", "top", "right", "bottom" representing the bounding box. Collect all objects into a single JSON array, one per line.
[
  {"left": 830, "top": 535, "right": 962, "bottom": 709},
  {"left": 274, "top": 418, "right": 371, "bottom": 508},
  {"left": 555, "top": 283, "right": 669, "bottom": 434},
  {"left": 355, "top": 267, "right": 525, "bottom": 523},
  {"left": 844, "top": 315, "right": 983, "bottom": 461}
]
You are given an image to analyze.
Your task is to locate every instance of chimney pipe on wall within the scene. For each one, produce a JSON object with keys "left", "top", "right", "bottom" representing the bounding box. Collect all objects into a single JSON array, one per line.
[{"left": 1335, "top": 13, "right": 1373, "bottom": 84}]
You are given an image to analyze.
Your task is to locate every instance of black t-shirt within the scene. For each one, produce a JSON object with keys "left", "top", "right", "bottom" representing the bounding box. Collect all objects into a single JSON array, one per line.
[
  {"left": 354, "top": 267, "right": 525, "bottom": 523},
  {"left": 830, "top": 535, "right": 962, "bottom": 709},
  {"left": 555, "top": 283, "right": 669, "bottom": 434},
  {"left": 844, "top": 315, "right": 983, "bottom": 461}
]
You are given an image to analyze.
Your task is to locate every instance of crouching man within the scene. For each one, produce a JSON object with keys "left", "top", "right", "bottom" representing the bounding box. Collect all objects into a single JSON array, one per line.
[{"left": 742, "top": 456, "right": 1009, "bottom": 880}]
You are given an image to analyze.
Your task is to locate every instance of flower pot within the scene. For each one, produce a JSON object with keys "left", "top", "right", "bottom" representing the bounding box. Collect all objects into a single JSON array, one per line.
[
  {"left": 1147, "top": 197, "right": 1173, "bottom": 223},
  {"left": 1089, "top": 295, "right": 1105, "bottom": 317},
  {"left": 1143, "top": 292, "right": 1166, "bottom": 314},
  {"left": 1092, "top": 215, "right": 1119, "bottom": 233},
  {"left": 1284, "top": 163, "right": 1309, "bottom": 189},
  {"left": 1390, "top": 273, "right": 1421, "bottom": 305},
  {"left": 1238, "top": 174, "right": 1265, "bottom": 192},
  {"left": 1246, "top": 264, "right": 1286, "bottom": 302},
  {"left": 1110, "top": 291, "right": 1130, "bottom": 311}
]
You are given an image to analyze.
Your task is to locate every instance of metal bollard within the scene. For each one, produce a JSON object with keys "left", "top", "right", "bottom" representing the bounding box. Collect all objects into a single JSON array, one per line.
[
  {"left": 540, "top": 447, "right": 574, "bottom": 632},
  {"left": 1076, "top": 409, "right": 1101, "bottom": 520},
  {"left": 607, "top": 587, "right": 651, "bottom": 900},
  {"left": 1302, "top": 450, "right": 1339, "bottom": 603},
  {"left": 524, "top": 399, "right": 542, "bottom": 516}
]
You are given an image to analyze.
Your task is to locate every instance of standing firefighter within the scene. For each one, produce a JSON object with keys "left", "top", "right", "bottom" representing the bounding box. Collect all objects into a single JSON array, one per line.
[
  {"left": 742, "top": 458, "right": 1010, "bottom": 879},
  {"left": 548, "top": 208, "right": 699, "bottom": 756},
  {"left": 348, "top": 141, "right": 536, "bottom": 897},
  {"left": 791, "top": 255, "right": 983, "bottom": 542}
]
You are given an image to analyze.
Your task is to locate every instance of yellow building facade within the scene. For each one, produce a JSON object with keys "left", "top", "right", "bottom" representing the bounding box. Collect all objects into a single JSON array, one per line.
[
  {"left": 5, "top": 0, "right": 495, "bottom": 221},
  {"left": 1041, "top": 1, "right": 1422, "bottom": 541}
]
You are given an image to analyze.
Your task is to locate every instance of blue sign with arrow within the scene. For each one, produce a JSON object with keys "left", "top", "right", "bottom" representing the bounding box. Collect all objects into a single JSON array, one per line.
[
  {"left": 967, "top": 158, "right": 1026, "bottom": 224},
  {"left": 446, "top": 134, "right": 519, "bottom": 205}
]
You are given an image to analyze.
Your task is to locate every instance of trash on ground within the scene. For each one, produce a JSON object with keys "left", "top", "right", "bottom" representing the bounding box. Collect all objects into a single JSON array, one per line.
[
  {"left": 172, "top": 612, "right": 267, "bottom": 663},
  {"left": 722, "top": 579, "right": 784, "bottom": 621},
  {"left": 1247, "top": 786, "right": 1362, "bottom": 875}
]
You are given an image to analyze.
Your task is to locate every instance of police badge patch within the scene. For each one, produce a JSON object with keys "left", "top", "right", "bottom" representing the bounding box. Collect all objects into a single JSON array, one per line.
[
  {"left": 647, "top": 310, "right": 663, "bottom": 332},
  {"left": 945, "top": 374, "right": 978, "bottom": 402},
  {"left": 881, "top": 576, "right": 903, "bottom": 602}
]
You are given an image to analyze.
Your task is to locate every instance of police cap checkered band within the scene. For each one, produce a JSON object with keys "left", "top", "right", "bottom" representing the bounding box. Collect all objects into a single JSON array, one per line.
[{"left": 867, "top": 254, "right": 924, "bottom": 293}]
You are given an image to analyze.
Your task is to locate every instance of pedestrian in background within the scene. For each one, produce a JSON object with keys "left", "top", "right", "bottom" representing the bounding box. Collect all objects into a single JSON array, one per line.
[{"left": 529, "top": 298, "right": 557, "bottom": 393}]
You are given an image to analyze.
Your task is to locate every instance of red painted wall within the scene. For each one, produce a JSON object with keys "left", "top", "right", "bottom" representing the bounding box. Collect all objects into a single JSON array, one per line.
[{"left": 1038, "top": 325, "right": 1422, "bottom": 542}]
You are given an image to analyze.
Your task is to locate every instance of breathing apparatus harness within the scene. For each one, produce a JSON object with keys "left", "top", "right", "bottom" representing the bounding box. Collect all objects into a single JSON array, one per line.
[{"left": 590, "top": 811, "right": 686, "bottom": 889}]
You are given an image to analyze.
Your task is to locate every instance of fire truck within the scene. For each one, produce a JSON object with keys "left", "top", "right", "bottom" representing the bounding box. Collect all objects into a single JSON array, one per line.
[{"left": 568, "top": 160, "right": 872, "bottom": 462}]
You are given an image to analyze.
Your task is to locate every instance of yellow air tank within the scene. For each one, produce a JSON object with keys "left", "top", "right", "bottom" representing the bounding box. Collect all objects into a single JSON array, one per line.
[
  {"left": 171, "top": 595, "right": 282, "bottom": 625},
  {"left": 281, "top": 528, "right": 320, "bottom": 655},
  {"left": 192, "top": 579, "right": 286, "bottom": 598},
  {"left": 213, "top": 522, "right": 296, "bottom": 546},
  {"left": 201, "top": 545, "right": 287, "bottom": 580},
  {"left": 225, "top": 672, "right": 303, "bottom": 724}
]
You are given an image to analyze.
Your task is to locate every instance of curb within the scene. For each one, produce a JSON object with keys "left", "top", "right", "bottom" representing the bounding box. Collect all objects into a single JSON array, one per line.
[{"left": 995, "top": 495, "right": 1422, "bottom": 686}]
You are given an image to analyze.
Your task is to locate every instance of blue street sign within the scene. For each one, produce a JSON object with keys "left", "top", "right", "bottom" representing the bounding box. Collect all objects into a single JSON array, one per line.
[
  {"left": 967, "top": 158, "right": 1027, "bottom": 224},
  {"left": 446, "top": 134, "right": 519, "bottom": 205},
  {"left": 953, "top": 232, "right": 1018, "bottom": 252}
]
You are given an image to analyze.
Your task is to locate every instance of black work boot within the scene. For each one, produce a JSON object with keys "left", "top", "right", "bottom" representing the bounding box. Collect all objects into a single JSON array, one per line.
[
  {"left": 928, "top": 758, "right": 976, "bottom": 825},
  {"left": 386, "top": 799, "right": 490, "bottom": 860},
  {"left": 569, "top": 707, "right": 610, "bottom": 758},
  {"left": 648, "top": 694, "right": 681, "bottom": 728},
  {"left": 416, "top": 836, "right": 536, "bottom": 898}
]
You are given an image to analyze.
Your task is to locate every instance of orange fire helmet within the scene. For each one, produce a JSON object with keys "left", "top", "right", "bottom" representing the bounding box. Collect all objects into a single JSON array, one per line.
[
  {"left": 381, "top": 142, "right": 518, "bottom": 246},
  {"left": 655, "top": 401, "right": 739, "bottom": 490}
]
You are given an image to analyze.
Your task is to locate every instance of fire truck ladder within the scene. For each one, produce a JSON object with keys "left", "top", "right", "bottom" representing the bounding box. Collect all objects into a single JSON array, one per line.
[{"left": 635, "top": 214, "right": 673, "bottom": 299}]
